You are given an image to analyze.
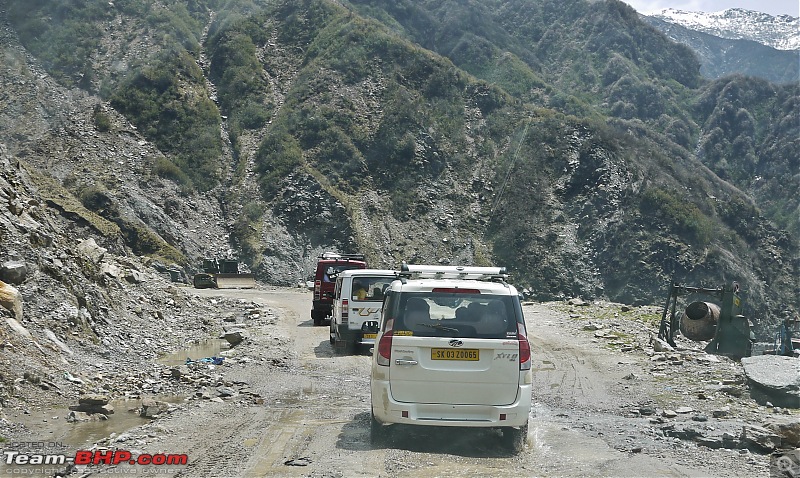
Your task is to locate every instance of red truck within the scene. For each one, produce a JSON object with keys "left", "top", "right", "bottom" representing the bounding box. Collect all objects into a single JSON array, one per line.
[{"left": 311, "top": 252, "right": 367, "bottom": 325}]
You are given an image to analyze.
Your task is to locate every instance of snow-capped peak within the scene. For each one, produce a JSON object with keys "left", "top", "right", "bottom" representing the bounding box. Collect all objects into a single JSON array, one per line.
[{"left": 649, "top": 8, "right": 799, "bottom": 51}]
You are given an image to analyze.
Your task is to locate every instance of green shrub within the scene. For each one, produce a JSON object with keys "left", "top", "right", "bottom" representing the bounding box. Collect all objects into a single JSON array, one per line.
[
  {"left": 92, "top": 105, "right": 112, "bottom": 132},
  {"left": 110, "top": 49, "right": 222, "bottom": 191},
  {"left": 254, "top": 131, "right": 304, "bottom": 197},
  {"left": 152, "top": 157, "right": 193, "bottom": 187},
  {"left": 640, "top": 188, "right": 714, "bottom": 245}
]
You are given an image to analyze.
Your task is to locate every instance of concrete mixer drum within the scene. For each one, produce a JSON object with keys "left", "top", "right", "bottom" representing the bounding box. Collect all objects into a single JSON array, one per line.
[
  {"left": 657, "top": 281, "right": 753, "bottom": 359},
  {"left": 679, "top": 301, "right": 720, "bottom": 341}
]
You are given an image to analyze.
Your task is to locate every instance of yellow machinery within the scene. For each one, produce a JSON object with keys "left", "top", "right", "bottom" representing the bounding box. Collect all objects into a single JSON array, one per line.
[
  {"left": 193, "top": 258, "right": 256, "bottom": 289},
  {"left": 658, "top": 282, "right": 754, "bottom": 359}
]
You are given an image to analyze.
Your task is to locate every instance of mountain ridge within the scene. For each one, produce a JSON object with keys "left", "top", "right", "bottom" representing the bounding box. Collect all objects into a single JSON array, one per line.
[
  {"left": 648, "top": 7, "right": 800, "bottom": 50},
  {"left": 1, "top": 0, "right": 797, "bottom": 333}
]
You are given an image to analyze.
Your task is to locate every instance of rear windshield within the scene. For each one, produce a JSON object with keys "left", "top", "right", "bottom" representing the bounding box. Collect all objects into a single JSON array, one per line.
[
  {"left": 383, "top": 291, "right": 521, "bottom": 339},
  {"left": 320, "top": 264, "right": 362, "bottom": 282},
  {"left": 349, "top": 276, "right": 395, "bottom": 301}
]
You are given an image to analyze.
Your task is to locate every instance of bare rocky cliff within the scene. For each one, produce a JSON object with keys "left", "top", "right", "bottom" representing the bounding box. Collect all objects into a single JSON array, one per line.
[{"left": 1, "top": 0, "right": 797, "bottom": 335}]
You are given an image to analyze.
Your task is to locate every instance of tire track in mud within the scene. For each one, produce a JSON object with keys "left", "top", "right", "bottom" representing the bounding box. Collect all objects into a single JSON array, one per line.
[
  {"left": 134, "top": 291, "right": 757, "bottom": 477},
  {"left": 167, "top": 411, "right": 255, "bottom": 478}
]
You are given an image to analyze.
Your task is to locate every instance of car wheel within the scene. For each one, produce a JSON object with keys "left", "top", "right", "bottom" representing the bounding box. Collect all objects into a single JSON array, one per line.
[
  {"left": 311, "top": 310, "right": 324, "bottom": 326},
  {"left": 502, "top": 422, "right": 528, "bottom": 454},
  {"left": 370, "top": 412, "right": 388, "bottom": 446},
  {"left": 329, "top": 327, "right": 335, "bottom": 345}
]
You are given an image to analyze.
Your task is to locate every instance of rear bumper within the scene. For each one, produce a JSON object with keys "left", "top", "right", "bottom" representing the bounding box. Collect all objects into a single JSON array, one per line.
[
  {"left": 335, "top": 324, "right": 377, "bottom": 345},
  {"left": 371, "top": 379, "right": 531, "bottom": 428}
]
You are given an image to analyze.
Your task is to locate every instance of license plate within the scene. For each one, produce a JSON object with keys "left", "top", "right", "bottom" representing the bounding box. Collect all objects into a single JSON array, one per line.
[
  {"left": 431, "top": 348, "right": 479, "bottom": 361},
  {"left": 362, "top": 333, "right": 377, "bottom": 339}
]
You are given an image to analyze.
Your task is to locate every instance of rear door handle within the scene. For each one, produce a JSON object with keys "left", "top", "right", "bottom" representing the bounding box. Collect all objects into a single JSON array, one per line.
[{"left": 395, "top": 359, "right": 418, "bottom": 366}]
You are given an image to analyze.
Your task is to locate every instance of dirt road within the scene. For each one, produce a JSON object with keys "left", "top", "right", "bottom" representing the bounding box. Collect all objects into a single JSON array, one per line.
[{"left": 47, "top": 287, "right": 767, "bottom": 477}]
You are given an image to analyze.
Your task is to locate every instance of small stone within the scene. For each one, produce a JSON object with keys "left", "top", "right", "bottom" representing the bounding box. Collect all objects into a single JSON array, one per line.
[
  {"left": 713, "top": 409, "right": 730, "bottom": 418},
  {"left": 663, "top": 410, "right": 678, "bottom": 418},
  {"left": 675, "top": 406, "right": 694, "bottom": 414},
  {"left": 651, "top": 338, "right": 673, "bottom": 353},
  {"left": 692, "top": 415, "right": 708, "bottom": 422},
  {"left": 284, "top": 457, "right": 312, "bottom": 467},
  {"left": 217, "top": 386, "right": 236, "bottom": 398}
]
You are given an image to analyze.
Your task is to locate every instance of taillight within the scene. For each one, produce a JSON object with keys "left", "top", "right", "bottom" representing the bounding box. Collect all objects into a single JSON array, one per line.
[
  {"left": 341, "top": 299, "right": 349, "bottom": 323},
  {"left": 314, "top": 280, "right": 321, "bottom": 300},
  {"left": 377, "top": 321, "right": 394, "bottom": 366},
  {"left": 518, "top": 323, "right": 531, "bottom": 370}
]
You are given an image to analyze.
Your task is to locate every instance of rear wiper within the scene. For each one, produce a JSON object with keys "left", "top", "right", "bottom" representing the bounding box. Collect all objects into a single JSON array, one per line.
[{"left": 420, "top": 322, "right": 459, "bottom": 333}]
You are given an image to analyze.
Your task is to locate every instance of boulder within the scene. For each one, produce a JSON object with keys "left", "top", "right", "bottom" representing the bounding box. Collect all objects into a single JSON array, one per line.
[
  {"left": 79, "top": 394, "right": 110, "bottom": 406},
  {"left": 139, "top": 397, "right": 170, "bottom": 418},
  {"left": 76, "top": 238, "right": 106, "bottom": 264},
  {"left": 764, "top": 419, "right": 800, "bottom": 448},
  {"left": 69, "top": 395, "right": 114, "bottom": 415},
  {"left": 740, "top": 424, "right": 782, "bottom": 452},
  {"left": 741, "top": 355, "right": 800, "bottom": 408},
  {"left": 100, "top": 262, "right": 122, "bottom": 279},
  {"left": 0, "top": 261, "right": 27, "bottom": 284},
  {"left": 223, "top": 329, "right": 248, "bottom": 346},
  {"left": 67, "top": 411, "right": 108, "bottom": 422},
  {"left": 0, "top": 280, "right": 22, "bottom": 320},
  {"left": 125, "top": 270, "right": 145, "bottom": 283}
]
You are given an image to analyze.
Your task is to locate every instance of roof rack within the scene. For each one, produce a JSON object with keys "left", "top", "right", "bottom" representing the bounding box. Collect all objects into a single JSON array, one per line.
[
  {"left": 318, "top": 252, "right": 366, "bottom": 261},
  {"left": 399, "top": 263, "right": 508, "bottom": 282}
]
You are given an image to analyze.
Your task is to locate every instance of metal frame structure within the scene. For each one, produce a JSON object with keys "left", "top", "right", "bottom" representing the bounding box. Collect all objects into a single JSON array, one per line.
[{"left": 657, "top": 281, "right": 753, "bottom": 359}]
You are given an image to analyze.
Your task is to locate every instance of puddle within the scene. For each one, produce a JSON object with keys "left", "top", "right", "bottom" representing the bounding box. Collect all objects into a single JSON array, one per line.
[
  {"left": 6, "top": 396, "right": 186, "bottom": 476},
  {"left": 157, "top": 338, "right": 230, "bottom": 366},
  {"left": 13, "top": 396, "right": 185, "bottom": 447}
]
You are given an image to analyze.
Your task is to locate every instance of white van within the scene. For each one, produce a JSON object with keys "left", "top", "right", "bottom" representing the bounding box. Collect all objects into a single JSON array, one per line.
[
  {"left": 370, "top": 264, "right": 532, "bottom": 452},
  {"left": 330, "top": 269, "right": 397, "bottom": 353}
]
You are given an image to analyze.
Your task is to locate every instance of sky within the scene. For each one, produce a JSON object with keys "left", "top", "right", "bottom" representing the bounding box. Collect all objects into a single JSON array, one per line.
[{"left": 623, "top": 0, "right": 799, "bottom": 16}]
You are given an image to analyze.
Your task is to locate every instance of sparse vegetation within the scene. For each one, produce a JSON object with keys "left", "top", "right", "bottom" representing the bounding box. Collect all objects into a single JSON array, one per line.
[{"left": 5, "top": 0, "right": 797, "bottom": 317}]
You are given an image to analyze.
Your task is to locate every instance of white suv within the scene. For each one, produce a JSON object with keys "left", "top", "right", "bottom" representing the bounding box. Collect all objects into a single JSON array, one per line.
[
  {"left": 369, "top": 265, "right": 532, "bottom": 452},
  {"left": 329, "top": 269, "right": 397, "bottom": 353}
]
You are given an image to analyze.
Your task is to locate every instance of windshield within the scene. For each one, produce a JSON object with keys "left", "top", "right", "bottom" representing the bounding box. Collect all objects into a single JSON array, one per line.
[
  {"left": 384, "top": 292, "right": 520, "bottom": 339},
  {"left": 350, "top": 276, "right": 395, "bottom": 301}
]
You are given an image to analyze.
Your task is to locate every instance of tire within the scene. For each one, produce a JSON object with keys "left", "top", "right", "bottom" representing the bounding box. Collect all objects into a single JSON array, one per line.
[
  {"left": 311, "top": 309, "right": 325, "bottom": 326},
  {"left": 503, "top": 422, "right": 528, "bottom": 454},
  {"left": 329, "top": 325, "right": 335, "bottom": 345},
  {"left": 370, "top": 412, "right": 388, "bottom": 446}
]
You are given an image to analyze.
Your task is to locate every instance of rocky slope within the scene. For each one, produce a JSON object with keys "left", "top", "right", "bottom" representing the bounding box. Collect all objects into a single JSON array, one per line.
[{"left": 1, "top": 0, "right": 797, "bottom": 337}]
